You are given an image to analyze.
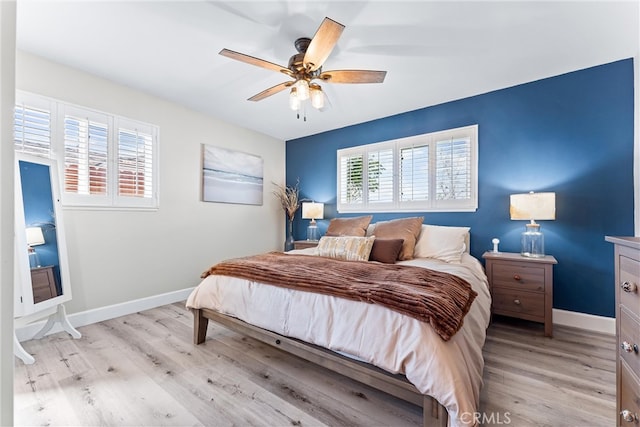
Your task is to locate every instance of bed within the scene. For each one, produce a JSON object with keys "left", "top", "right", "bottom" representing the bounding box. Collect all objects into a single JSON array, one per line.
[{"left": 186, "top": 218, "right": 491, "bottom": 427}]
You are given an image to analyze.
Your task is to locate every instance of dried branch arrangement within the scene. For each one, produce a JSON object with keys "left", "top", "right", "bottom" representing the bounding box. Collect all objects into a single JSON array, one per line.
[{"left": 272, "top": 180, "right": 300, "bottom": 221}]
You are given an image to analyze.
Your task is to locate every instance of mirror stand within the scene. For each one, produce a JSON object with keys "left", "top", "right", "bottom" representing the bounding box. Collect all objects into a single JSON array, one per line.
[
  {"left": 14, "top": 153, "right": 79, "bottom": 364},
  {"left": 14, "top": 304, "right": 81, "bottom": 365}
]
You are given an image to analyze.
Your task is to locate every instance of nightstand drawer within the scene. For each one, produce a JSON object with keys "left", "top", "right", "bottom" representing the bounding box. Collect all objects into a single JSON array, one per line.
[
  {"left": 619, "top": 360, "right": 640, "bottom": 425},
  {"left": 492, "top": 263, "right": 546, "bottom": 292},
  {"left": 492, "top": 288, "right": 544, "bottom": 320},
  {"left": 620, "top": 307, "right": 640, "bottom": 375},
  {"left": 30, "top": 266, "right": 57, "bottom": 304},
  {"left": 619, "top": 254, "right": 640, "bottom": 318},
  {"left": 293, "top": 240, "right": 319, "bottom": 250}
]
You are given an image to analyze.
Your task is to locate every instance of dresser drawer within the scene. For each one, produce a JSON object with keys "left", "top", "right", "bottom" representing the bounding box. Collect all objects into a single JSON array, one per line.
[
  {"left": 620, "top": 307, "right": 640, "bottom": 375},
  {"left": 491, "top": 263, "right": 546, "bottom": 292},
  {"left": 620, "top": 360, "right": 640, "bottom": 425},
  {"left": 492, "top": 288, "right": 544, "bottom": 320},
  {"left": 619, "top": 254, "right": 640, "bottom": 318}
]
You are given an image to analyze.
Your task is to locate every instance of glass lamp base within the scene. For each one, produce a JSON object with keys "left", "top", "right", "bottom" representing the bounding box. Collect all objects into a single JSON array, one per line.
[
  {"left": 521, "top": 223, "right": 544, "bottom": 257},
  {"left": 28, "top": 248, "right": 40, "bottom": 268},
  {"left": 307, "top": 225, "right": 319, "bottom": 241}
]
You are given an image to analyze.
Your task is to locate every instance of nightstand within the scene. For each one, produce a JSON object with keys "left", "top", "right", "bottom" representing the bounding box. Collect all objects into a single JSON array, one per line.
[
  {"left": 293, "top": 240, "right": 319, "bottom": 250},
  {"left": 483, "top": 251, "right": 557, "bottom": 337},
  {"left": 30, "top": 265, "right": 58, "bottom": 304}
]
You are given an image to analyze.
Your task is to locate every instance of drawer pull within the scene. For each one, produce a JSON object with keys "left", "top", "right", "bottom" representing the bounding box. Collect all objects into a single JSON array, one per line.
[
  {"left": 513, "top": 299, "right": 521, "bottom": 305},
  {"left": 621, "top": 281, "right": 638, "bottom": 293},
  {"left": 620, "top": 410, "right": 638, "bottom": 423},
  {"left": 621, "top": 341, "right": 639, "bottom": 354},
  {"left": 513, "top": 274, "right": 521, "bottom": 281}
]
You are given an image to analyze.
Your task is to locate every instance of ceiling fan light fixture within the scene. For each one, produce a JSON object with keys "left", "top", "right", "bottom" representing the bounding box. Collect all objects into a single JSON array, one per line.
[
  {"left": 294, "top": 79, "right": 310, "bottom": 101},
  {"left": 310, "top": 84, "right": 324, "bottom": 109},
  {"left": 219, "top": 17, "right": 386, "bottom": 120},
  {"left": 289, "top": 87, "right": 300, "bottom": 110}
]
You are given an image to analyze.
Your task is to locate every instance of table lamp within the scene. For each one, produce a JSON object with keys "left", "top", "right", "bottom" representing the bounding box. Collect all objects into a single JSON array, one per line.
[
  {"left": 301, "top": 202, "right": 324, "bottom": 241},
  {"left": 510, "top": 192, "right": 555, "bottom": 257},
  {"left": 26, "top": 226, "right": 45, "bottom": 268}
]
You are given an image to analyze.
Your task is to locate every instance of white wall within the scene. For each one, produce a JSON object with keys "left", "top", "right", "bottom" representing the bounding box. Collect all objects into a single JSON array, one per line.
[
  {"left": 16, "top": 51, "right": 286, "bottom": 315},
  {"left": 0, "top": 3, "right": 16, "bottom": 424}
]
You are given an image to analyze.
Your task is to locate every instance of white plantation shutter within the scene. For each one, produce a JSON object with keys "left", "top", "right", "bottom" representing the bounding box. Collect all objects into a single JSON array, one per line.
[
  {"left": 400, "top": 144, "right": 429, "bottom": 203},
  {"left": 14, "top": 103, "right": 52, "bottom": 158},
  {"left": 15, "top": 91, "right": 159, "bottom": 209},
  {"left": 63, "top": 113, "right": 109, "bottom": 197},
  {"left": 117, "top": 123, "right": 154, "bottom": 199},
  {"left": 367, "top": 148, "right": 394, "bottom": 205},
  {"left": 337, "top": 125, "right": 477, "bottom": 213},
  {"left": 436, "top": 137, "right": 471, "bottom": 200},
  {"left": 339, "top": 152, "right": 364, "bottom": 205}
]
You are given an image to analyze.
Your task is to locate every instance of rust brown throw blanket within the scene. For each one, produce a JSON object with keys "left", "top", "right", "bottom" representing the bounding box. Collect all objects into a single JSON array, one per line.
[{"left": 201, "top": 252, "right": 477, "bottom": 341}]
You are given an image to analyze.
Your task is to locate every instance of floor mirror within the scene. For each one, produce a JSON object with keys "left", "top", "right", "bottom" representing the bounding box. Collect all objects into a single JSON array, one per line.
[{"left": 14, "top": 152, "right": 80, "bottom": 364}]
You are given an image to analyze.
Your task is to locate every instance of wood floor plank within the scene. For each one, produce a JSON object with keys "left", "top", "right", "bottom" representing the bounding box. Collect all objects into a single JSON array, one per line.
[{"left": 14, "top": 303, "right": 616, "bottom": 426}]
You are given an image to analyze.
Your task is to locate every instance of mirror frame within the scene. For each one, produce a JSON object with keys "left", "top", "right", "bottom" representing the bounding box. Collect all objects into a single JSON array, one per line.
[{"left": 14, "top": 152, "right": 72, "bottom": 318}]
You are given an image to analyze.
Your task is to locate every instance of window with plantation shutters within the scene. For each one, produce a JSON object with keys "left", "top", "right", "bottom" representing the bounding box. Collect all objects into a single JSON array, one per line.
[
  {"left": 117, "top": 123, "right": 154, "bottom": 200},
  {"left": 337, "top": 125, "right": 477, "bottom": 213},
  {"left": 400, "top": 144, "right": 429, "bottom": 203},
  {"left": 14, "top": 100, "right": 53, "bottom": 158},
  {"left": 14, "top": 91, "right": 159, "bottom": 209},
  {"left": 339, "top": 152, "right": 364, "bottom": 206},
  {"left": 436, "top": 136, "right": 471, "bottom": 201},
  {"left": 368, "top": 148, "right": 393, "bottom": 206},
  {"left": 63, "top": 111, "right": 109, "bottom": 198}
]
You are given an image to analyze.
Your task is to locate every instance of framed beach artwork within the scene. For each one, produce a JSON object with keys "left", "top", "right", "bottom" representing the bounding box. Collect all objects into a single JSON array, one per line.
[{"left": 201, "top": 144, "right": 264, "bottom": 205}]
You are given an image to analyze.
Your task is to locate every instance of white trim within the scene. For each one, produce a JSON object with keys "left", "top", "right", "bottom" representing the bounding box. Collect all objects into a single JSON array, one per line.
[
  {"left": 15, "top": 287, "right": 194, "bottom": 342},
  {"left": 553, "top": 308, "right": 615, "bottom": 335}
]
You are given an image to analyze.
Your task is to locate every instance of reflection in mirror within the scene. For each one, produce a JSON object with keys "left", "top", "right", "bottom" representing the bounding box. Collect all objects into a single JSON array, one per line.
[{"left": 19, "top": 160, "right": 62, "bottom": 303}]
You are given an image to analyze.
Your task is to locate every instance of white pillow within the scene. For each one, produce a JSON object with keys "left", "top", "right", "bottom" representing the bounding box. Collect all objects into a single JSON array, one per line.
[
  {"left": 414, "top": 224, "right": 470, "bottom": 263},
  {"left": 317, "top": 235, "right": 376, "bottom": 262}
]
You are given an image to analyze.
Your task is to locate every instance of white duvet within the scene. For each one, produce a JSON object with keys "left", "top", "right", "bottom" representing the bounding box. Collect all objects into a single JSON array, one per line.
[{"left": 186, "top": 249, "right": 491, "bottom": 427}]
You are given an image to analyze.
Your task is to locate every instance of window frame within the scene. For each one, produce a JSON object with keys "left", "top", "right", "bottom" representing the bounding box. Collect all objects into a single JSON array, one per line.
[
  {"left": 337, "top": 124, "right": 478, "bottom": 213},
  {"left": 15, "top": 91, "right": 159, "bottom": 210}
]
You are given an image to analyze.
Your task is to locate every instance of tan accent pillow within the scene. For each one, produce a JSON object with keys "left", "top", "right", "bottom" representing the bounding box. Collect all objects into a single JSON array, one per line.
[
  {"left": 414, "top": 224, "right": 470, "bottom": 263},
  {"left": 372, "top": 217, "right": 424, "bottom": 260},
  {"left": 325, "top": 215, "right": 373, "bottom": 237},
  {"left": 368, "top": 238, "right": 404, "bottom": 264},
  {"left": 317, "top": 236, "right": 375, "bottom": 261}
]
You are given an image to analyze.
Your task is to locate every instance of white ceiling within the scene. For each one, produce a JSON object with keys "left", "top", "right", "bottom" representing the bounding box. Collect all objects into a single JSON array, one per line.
[{"left": 16, "top": 1, "right": 639, "bottom": 141}]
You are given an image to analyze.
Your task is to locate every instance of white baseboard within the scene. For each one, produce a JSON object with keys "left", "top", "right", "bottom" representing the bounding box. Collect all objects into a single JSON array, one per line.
[
  {"left": 553, "top": 308, "right": 615, "bottom": 335},
  {"left": 16, "top": 287, "right": 195, "bottom": 342}
]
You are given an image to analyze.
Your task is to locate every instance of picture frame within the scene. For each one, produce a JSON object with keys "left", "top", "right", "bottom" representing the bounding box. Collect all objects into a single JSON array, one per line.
[{"left": 201, "top": 144, "right": 263, "bottom": 205}]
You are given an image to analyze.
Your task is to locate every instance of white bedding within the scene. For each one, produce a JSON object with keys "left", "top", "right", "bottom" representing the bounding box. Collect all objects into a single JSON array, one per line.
[{"left": 186, "top": 249, "right": 491, "bottom": 427}]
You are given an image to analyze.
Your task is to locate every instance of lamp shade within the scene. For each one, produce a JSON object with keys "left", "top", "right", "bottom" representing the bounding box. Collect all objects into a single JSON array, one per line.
[
  {"left": 26, "top": 226, "right": 45, "bottom": 246},
  {"left": 302, "top": 202, "right": 324, "bottom": 220},
  {"left": 510, "top": 192, "right": 556, "bottom": 221}
]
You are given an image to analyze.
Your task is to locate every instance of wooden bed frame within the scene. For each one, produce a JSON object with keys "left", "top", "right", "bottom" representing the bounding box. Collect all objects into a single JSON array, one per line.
[{"left": 192, "top": 307, "right": 449, "bottom": 427}]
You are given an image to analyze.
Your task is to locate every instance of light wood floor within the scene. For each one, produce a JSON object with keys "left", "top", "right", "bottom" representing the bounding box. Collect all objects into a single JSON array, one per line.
[{"left": 14, "top": 303, "right": 616, "bottom": 427}]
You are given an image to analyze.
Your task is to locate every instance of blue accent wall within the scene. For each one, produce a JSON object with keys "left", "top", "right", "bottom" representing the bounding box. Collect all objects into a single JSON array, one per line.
[{"left": 285, "top": 59, "right": 635, "bottom": 318}]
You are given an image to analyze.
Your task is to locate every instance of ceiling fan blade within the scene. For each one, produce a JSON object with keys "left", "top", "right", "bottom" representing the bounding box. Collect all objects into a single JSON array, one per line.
[
  {"left": 318, "top": 70, "right": 387, "bottom": 84},
  {"left": 303, "top": 17, "right": 345, "bottom": 72},
  {"left": 219, "top": 48, "right": 292, "bottom": 76},
  {"left": 248, "top": 81, "right": 293, "bottom": 101}
]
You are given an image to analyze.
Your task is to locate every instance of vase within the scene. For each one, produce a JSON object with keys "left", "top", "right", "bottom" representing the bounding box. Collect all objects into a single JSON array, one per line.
[{"left": 284, "top": 219, "right": 295, "bottom": 251}]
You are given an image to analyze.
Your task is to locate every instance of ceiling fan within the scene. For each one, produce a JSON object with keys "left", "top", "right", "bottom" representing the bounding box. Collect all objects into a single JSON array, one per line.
[{"left": 219, "top": 17, "right": 387, "bottom": 118}]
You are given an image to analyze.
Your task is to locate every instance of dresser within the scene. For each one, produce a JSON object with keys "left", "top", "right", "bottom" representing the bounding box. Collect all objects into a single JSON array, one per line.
[
  {"left": 483, "top": 251, "right": 557, "bottom": 337},
  {"left": 30, "top": 265, "right": 58, "bottom": 304},
  {"left": 606, "top": 236, "right": 640, "bottom": 426}
]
